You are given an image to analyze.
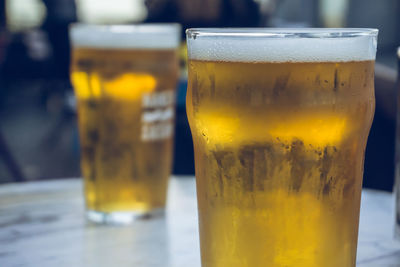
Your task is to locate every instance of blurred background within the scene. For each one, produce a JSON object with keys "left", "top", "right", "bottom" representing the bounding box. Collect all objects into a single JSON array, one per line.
[{"left": 0, "top": 0, "right": 399, "bottom": 191}]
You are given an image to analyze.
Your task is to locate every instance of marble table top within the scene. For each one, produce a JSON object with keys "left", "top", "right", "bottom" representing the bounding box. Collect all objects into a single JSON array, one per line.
[{"left": 0, "top": 176, "right": 399, "bottom": 267}]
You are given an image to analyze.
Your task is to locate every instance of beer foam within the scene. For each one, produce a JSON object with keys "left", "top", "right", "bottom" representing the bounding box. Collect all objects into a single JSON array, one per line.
[
  {"left": 187, "top": 29, "right": 378, "bottom": 62},
  {"left": 70, "top": 24, "right": 181, "bottom": 49}
]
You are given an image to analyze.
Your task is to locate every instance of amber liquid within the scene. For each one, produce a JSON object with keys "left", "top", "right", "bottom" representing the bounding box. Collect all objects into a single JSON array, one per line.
[
  {"left": 71, "top": 48, "right": 178, "bottom": 213},
  {"left": 187, "top": 60, "right": 375, "bottom": 267}
]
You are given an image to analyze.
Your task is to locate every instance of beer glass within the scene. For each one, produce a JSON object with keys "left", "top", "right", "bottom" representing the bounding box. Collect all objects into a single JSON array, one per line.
[
  {"left": 395, "top": 46, "right": 400, "bottom": 240},
  {"left": 186, "top": 28, "right": 378, "bottom": 267},
  {"left": 70, "top": 24, "right": 180, "bottom": 224}
]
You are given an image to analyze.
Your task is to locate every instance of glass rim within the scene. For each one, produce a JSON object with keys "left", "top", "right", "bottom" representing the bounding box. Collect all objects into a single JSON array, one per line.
[
  {"left": 186, "top": 28, "right": 378, "bottom": 39},
  {"left": 70, "top": 23, "right": 181, "bottom": 34}
]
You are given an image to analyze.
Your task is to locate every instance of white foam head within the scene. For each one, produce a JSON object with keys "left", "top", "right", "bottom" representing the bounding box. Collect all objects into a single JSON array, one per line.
[
  {"left": 70, "top": 24, "right": 181, "bottom": 49},
  {"left": 187, "top": 28, "right": 378, "bottom": 62}
]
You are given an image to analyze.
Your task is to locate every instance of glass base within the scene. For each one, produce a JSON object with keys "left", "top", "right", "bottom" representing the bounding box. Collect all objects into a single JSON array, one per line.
[{"left": 86, "top": 208, "right": 165, "bottom": 225}]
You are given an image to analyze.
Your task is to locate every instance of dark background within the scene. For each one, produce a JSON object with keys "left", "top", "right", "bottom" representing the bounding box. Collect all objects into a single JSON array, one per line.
[{"left": 0, "top": 0, "right": 399, "bottom": 192}]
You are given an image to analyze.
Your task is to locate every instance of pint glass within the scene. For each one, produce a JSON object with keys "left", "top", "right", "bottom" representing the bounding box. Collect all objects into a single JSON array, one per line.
[
  {"left": 70, "top": 24, "right": 180, "bottom": 224},
  {"left": 395, "top": 46, "right": 400, "bottom": 239},
  {"left": 186, "top": 28, "right": 378, "bottom": 266}
]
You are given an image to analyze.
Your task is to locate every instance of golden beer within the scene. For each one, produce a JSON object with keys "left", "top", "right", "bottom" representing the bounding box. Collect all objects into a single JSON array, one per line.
[
  {"left": 70, "top": 24, "right": 180, "bottom": 223},
  {"left": 186, "top": 29, "right": 378, "bottom": 266}
]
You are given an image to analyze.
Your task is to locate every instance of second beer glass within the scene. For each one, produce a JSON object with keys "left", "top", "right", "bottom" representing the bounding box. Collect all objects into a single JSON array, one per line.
[
  {"left": 186, "top": 28, "right": 378, "bottom": 267},
  {"left": 70, "top": 24, "right": 180, "bottom": 224},
  {"left": 395, "top": 46, "right": 400, "bottom": 240}
]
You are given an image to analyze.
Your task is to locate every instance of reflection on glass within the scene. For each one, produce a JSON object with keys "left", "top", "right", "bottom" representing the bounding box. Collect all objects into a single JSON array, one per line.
[{"left": 395, "top": 47, "right": 400, "bottom": 240}]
